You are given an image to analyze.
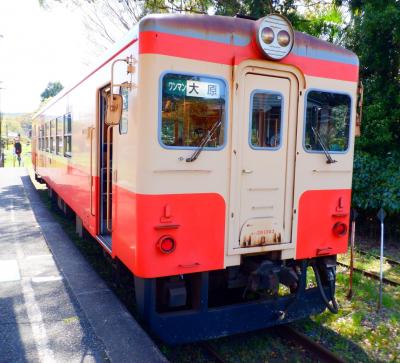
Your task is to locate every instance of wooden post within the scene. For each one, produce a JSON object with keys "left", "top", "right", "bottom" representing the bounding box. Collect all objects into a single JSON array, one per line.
[
  {"left": 347, "top": 209, "right": 358, "bottom": 300},
  {"left": 377, "top": 208, "right": 386, "bottom": 311}
]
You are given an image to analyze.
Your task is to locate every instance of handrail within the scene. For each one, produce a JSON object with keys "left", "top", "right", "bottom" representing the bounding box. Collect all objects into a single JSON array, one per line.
[
  {"left": 106, "top": 125, "right": 115, "bottom": 232},
  {"left": 89, "top": 127, "right": 95, "bottom": 216}
]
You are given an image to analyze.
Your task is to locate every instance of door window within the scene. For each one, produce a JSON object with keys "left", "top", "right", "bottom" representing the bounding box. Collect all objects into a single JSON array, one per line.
[
  {"left": 119, "top": 87, "right": 129, "bottom": 135},
  {"left": 249, "top": 91, "right": 283, "bottom": 149}
]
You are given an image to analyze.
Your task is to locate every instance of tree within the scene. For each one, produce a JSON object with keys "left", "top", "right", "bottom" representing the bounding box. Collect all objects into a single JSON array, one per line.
[
  {"left": 40, "top": 81, "right": 64, "bottom": 101},
  {"left": 214, "top": 0, "right": 346, "bottom": 43},
  {"left": 342, "top": 0, "right": 400, "bottom": 214},
  {"left": 40, "top": 1, "right": 348, "bottom": 48},
  {"left": 39, "top": 0, "right": 212, "bottom": 50}
]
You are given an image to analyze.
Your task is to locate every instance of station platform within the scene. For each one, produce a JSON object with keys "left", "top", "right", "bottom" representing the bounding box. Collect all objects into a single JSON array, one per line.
[{"left": 0, "top": 168, "right": 167, "bottom": 363}]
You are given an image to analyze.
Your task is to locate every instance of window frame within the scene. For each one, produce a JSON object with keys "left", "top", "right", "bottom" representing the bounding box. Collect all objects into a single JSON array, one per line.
[
  {"left": 119, "top": 87, "right": 129, "bottom": 135},
  {"left": 45, "top": 122, "right": 50, "bottom": 152},
  {"left": 248, "top": 89, "right": 285, "bottom": 151},
  {"left": 63, "top": 113, "right": 72, "bottom": 158},
  {"left": 38, "top": 125, "right": 42, "bottom": 151},
  {"left": 303, "top": 88, "right": 353, "bottom": 155},
  {"left": 41, "top": 125, "right": 44, "bottom": 151},
  {"left": 56, "top": 116, "right": 63, "bottom": 155},
  {"left": 50, "top": 119, "right": 55, "bottom": 153},
  {"left": 158, "top": 70, "right": 229, "bottom": 151}
]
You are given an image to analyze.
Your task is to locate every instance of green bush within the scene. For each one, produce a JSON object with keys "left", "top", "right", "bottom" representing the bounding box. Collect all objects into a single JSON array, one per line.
[{"left": 352, "top": 150, "right": 400, "bottom": 214}]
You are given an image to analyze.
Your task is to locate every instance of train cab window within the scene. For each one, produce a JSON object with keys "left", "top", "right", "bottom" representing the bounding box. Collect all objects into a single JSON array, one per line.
[
  {"left": 304, "top": 91, "right": 351, "bottom": 152},
  {"left": 119, "top": 87, "right": 129, "bottom": 135},
  {"left": 50, "top": 120, "right": 55, "bottom": 153},
  {"left": 64, "top": 113, "right": 72, "bottom": 157},
  {"left": 250, "top": 92, "right": 283, "bottom": 149},
  {"left": 160, "top": 73, "right": 226, "bottom": 148},
  {"left": 56, "top": 116, "right": 63, "bottom": 155}
]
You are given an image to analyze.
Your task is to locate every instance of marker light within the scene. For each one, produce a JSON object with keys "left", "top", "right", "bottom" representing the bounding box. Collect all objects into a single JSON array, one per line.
[
  {"left": 332, "top": 222, "right": 348, "bottom": 237},
  {"left": 256, "top": 14, "right": 294, "bottom": 60},
  {"left": 277, "top": 30, "right": 291, "bottom": 47},
  {"left": 261, "top": 27, "right": 274, "bottom": 44},
  {"left": 157, "top": 235, "right": 176, "bottom": 254}
]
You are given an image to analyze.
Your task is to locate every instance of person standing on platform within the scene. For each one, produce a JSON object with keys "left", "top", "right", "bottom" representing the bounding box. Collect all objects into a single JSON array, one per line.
[{"left": 13, "top": 137, "right": 22, "bottom": 167}]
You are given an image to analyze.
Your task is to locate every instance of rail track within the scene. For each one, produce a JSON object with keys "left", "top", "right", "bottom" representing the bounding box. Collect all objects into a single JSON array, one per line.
[
  {"left": 201, "top": 342, "right": 227, "bottom": 363},
  {"left": 276, "top": 325, "right": 346, "bottom": 363},
  {"left": 357, "top": 249, "right": 400, "bottom": 267},
  {"left": 201, "top": 325, "right": 345, "bottom": 363},
  {"left": 337, "top": 261, "right": 400, "bottom": 287}
]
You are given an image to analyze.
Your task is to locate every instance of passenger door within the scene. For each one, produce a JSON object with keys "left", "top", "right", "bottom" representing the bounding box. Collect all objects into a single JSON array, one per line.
[
  {"left": 229, "top": 72, "right": 296, "bottom": 255},
  {"left": 97, "top": 85, "right": 114, "bottom": 250}
]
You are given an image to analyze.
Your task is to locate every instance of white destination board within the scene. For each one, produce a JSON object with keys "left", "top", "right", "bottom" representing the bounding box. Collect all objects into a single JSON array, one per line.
[{"left": 186, "top": 80, "right": 220, "bottom": 99}]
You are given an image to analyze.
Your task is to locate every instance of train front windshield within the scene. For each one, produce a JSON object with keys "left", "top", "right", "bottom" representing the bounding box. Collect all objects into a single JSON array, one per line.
[{"left": 160, "top": 73, "right": 226, "bottom": 149}]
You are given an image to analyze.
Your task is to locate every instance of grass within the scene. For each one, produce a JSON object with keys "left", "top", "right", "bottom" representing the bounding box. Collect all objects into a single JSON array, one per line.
[
  {"left": 304, "top": 260, "right": 400, "bottom": 362},
  {"left": 338, "top": 250, "right": 400, "bottom": 284}
]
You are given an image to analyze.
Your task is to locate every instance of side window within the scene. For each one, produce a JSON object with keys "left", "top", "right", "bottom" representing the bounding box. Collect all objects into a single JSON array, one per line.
[
  {"left": 41, "top": 125, "right": 44, "bottom": 151},
  {"left": 119, "top": 87, "right": 129, "bottom": 135},
  {"left": 250, "top": 92, "right": 283, "bottom": 149},
  {"left": 64, "top": 113, "right": 72, "bottom": 157},
  {"left": 160, "top": 73, "right": 226, "bottom": 148},
  {"left": 38, "top": 126, "right": 42, "bottom": 150},
  {"left": 304, "top": 91, "right": 351, "bottom": 152},
  {"left": 40, "top": 125, "right": 44, "bottom": 151},
  {"left": 50, "top": 120, "right": 55, "bottom": 153},
  {"left": 45, "top": 122, "right": 49, "bottom": 152},
  {"left": 56, "top": 116, "right": 63, "bottom": 155}
]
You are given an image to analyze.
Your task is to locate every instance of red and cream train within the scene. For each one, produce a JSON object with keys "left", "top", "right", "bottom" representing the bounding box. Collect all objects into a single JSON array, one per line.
[{"left": 32, "top": 13, "right": 360, "bottom": 343}]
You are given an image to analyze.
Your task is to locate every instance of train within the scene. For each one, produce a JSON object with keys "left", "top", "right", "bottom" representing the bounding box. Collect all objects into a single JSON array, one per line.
[{"left": 32, "top": 13, "right": 361, "bottom": 344}]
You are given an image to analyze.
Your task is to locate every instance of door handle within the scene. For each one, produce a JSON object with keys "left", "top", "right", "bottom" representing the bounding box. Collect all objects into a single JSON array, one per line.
[
  {"left": 178, "top": 262, "right": 200, "bottom": 268},
  {"left": 242, "top": 169, "right": 253, "bottom": 174}
]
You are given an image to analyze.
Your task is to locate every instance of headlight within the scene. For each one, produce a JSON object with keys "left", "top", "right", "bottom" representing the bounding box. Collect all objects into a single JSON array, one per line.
[
  {"left": 277, "top": 30, "right": 291, "bottom": 47},
  {"left": 256, "top": 14, "right": 294, "bottom": 60},
  {"left": 261, "top": 27, "right": 274, "bottom": 44}
]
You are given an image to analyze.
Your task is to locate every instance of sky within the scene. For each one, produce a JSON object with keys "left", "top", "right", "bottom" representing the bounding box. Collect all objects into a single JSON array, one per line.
[{"left": 0, "top": 0, "right": 91, "bottom": 114}]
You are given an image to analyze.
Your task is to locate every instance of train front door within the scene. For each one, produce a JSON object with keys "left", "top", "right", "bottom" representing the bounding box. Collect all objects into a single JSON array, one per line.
[
  {"left": 97, "top": 85, "right": 114, "bottom": 250},
  {"left": 230, "top": 71, "right": 297, "bottom": 255}
]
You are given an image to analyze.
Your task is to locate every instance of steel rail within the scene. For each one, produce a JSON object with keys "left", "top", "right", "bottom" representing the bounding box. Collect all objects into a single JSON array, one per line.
[
  {"left": 337, "top": 261, "right": 400, "bottom": 287},
  {"left": 357, "top": 249, "right": 400, "bottom": 267},
  {"left": 276, "top": 325, "right": 346, "bottom": 363},
  {"left": 201, "top": 342, "right": 227, "bottom": 363}
]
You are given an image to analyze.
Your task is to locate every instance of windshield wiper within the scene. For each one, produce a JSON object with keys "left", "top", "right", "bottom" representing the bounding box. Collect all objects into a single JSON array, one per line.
[
  {"left": 311, "top": 126, "right": 337, "bottom": 164},
  {"left": 186, "top": 120, "right": 222, "bottom": 162}
]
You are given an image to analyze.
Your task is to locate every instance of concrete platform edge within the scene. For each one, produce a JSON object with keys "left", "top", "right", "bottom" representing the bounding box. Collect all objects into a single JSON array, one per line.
[{"left": 21, "top": 174, "right": 168, "bottom": 363}]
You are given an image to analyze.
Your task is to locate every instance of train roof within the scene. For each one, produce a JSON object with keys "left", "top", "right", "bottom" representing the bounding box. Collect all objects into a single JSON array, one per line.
[
  {"left": 34, "top": 13, "right": 359, "bottom": 118},
  {"left": 139, "top": 13, "right": 359, "bottom": 67}
]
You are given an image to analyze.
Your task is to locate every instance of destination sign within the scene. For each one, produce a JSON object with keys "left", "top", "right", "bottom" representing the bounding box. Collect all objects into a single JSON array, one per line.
[{"left": 165, "top": 79, "right": 220, "bottom": 99}]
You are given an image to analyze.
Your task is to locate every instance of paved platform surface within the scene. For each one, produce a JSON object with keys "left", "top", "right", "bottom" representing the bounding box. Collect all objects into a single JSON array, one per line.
[{"left": 0, "top": 168, "right": 167, "bottom": 363}]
